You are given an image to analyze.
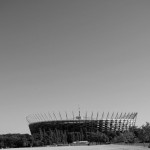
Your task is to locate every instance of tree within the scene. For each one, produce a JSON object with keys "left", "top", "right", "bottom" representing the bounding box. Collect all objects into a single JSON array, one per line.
[
  {"left": 136, "top": 122, "right": 150, "bottom": 147},
  {"left": 123, "top": 131, "right": 135, "bottom": 143}
]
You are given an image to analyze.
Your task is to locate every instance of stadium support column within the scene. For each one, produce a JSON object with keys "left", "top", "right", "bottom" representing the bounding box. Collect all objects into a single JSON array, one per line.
[
  {"left": 72, "top": 111, "right": 75, "bottom": 133},
  {"left": 121, "top": 113, "right": 126, "bottom": 132},
  {"left": 101, "top": 112, "right": 104, "bottom": 132},
  {"left": 84, "top": 112, "right": 88, "bottom": 139},
  {"left": 65, "top": 112, "right": 68, "bottom": 132},
  {"left": 126, "top": 113, "right": 130, "bottom": 131},
  {"left": 91, "top": 112, "right": 94, "bottom": 132},
  {"left": 134, "top": 113, "right": 138, "bottom": 126},
  {"left": 96, "top": 112, "right": 99, "bottom": 132},
  {"left": 110, "top": 112, "right": 114, "bottom": 132},
  {"left": 118, "top": 113, "right": 123, "bottom": 132},
  {"left": 59, "top": 112, "right": 62, "bottom": 120},
  {"left": 132, "top": 112, "right": 137, "bottom": 127},
  {"left": 105, "top": 112, "right": 109, "bottom": 132},
  {"left": 128, "top": 113, "right": 133, "bottom": 129},
  {"left": 114, "top": 112, "right": 118, "bottom": 132}
]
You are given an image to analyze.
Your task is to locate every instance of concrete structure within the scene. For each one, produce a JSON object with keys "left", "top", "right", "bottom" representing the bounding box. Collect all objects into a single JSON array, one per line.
[{"left": 27, "top": 111, "right": 137, "bottom": 137}]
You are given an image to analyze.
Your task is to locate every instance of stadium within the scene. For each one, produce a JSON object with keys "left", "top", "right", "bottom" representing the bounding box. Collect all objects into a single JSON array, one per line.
[{"left": 26, "top": 111, "right": 137, "bottom": 144}]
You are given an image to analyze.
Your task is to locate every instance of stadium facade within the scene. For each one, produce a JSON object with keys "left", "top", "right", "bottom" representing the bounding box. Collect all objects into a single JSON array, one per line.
[{"left": 27, "top": 111, "right": 137, "bottom": 142}]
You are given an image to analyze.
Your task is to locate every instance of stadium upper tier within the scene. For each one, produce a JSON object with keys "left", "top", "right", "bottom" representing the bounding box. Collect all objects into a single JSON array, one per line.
[{"left": 27, "top": 112, "right": 137, "bottom": 134}]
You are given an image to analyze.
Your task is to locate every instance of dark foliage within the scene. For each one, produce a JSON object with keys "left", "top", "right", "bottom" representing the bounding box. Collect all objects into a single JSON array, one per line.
[
  {"left": 1, "top": 122, "right": 150, "bottom": 148},
  {"left": 0, "top": 134, "right": 33, "bottom": 148}
]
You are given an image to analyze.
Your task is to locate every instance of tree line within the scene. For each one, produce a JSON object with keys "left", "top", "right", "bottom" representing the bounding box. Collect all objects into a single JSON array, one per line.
[
  {"left": 0, "top": 134, "right": 33, "bottom": 148},
  {"left": 1, "top": 122, "right": 150, "bottom": 148}
]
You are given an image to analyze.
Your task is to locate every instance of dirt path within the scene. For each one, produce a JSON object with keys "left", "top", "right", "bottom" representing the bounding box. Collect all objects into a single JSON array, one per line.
[{"left": 8, "top": 144, "right": 150, "bottom": 150}]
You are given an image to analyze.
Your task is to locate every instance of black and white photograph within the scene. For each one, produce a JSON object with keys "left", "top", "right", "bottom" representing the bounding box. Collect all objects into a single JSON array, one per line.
[{"left": 0, "top": 0, "right": 150, "bottom": 149}]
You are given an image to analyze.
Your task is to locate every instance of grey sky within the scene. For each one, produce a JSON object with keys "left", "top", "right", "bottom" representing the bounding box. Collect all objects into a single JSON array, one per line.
[{"left": 0, "top": 0, "right": 150, "bottom": 134}]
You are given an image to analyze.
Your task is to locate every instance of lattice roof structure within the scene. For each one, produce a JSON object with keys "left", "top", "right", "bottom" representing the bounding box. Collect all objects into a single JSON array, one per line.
[{"left": 27, "top": 111, "right": 137, "bottom": 135}]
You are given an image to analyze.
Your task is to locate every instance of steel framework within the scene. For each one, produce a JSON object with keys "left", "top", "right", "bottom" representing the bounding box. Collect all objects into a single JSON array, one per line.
[{"left": 27, "top": 112, "right": 137, "bottom": 135}]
